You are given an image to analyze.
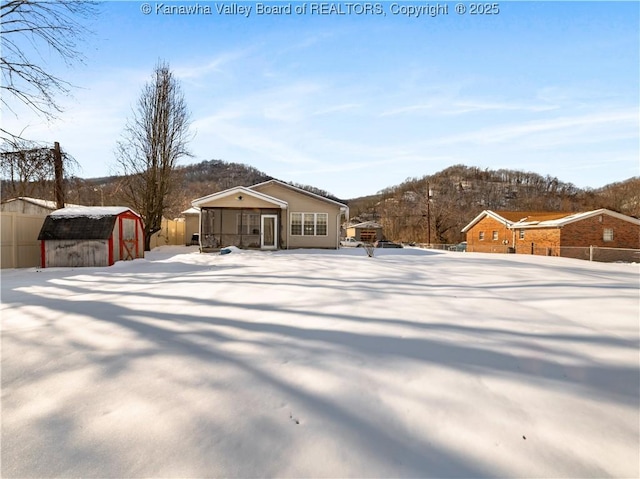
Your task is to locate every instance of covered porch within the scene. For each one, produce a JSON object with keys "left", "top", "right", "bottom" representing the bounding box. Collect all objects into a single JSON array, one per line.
[
  {"left": 200, "top": 207, "right": 282, "bottom": 251},
  {"left": 192, "top": 187, "right": 288, "bottom": 252}
]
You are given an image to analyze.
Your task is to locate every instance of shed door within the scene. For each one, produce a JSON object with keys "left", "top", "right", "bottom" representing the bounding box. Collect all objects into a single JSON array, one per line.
[{"left": 120, "top": 218, "right": 137, "bottom": 260}]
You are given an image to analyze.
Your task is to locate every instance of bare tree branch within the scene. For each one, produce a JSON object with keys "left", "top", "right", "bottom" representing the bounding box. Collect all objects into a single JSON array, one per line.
[{"left": 0, "top": 0, "right": 98, "bottom": 131}]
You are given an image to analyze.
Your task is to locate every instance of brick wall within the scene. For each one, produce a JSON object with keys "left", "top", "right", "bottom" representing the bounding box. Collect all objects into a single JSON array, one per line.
[
  {"left": 560, "top": 214, "right": 640, "bottom": 249},
  {"left": 466, "top": 216, "right": 512, "bottom": 253},
  {"left": 465, "top": 212, "right": 640, "bottom": 256},
  {"left": 514, "top": 228, "right": 561, "bottom": 255}
]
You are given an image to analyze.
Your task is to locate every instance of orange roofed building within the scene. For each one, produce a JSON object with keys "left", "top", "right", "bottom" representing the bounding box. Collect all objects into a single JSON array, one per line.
[{"left": 462, "top": 209, "right": 640, "bottom": 260}]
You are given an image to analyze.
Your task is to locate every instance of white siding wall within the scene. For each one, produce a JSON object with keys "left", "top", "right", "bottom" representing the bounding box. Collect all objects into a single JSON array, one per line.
[{"left": 44, "top": 240, "right": 109, "bottom": 267}]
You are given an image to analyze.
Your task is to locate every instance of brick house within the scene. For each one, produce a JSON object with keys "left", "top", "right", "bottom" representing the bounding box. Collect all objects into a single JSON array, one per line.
[{"left": 462, "top": 209, "right": 640, "bottom": 258}]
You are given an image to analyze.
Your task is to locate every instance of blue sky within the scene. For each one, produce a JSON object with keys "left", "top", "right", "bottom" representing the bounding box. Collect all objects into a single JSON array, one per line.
[{"left": 3, "top": 1, "right": 639, "bottom": 199}]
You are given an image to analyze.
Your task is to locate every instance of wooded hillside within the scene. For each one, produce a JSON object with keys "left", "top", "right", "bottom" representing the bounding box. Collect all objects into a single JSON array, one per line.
[
  {"left": 348, "top": 165, "right": 639, "bottom": 244},
  {"left": 2, "top": 159, "right": 637, "bottom": 244}
]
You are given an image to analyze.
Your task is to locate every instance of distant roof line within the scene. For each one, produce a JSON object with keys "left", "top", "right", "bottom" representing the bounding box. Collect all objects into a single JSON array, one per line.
[
  {"left": 462, "top": 208, "right": 640, "bottom": 232},
  {"left": 50, "top": 206, "right": 139, "bottom": 218},
  {"left": 1, "top": 197, "right": 83, "bottom": 209}
]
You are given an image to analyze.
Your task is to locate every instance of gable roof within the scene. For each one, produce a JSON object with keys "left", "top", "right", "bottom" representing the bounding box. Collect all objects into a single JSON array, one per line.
[
  {"left": 38, "top": 215, "right": 118, "bottom": 240},
  {"left": 38, "top": 207, "right": 140, "bottom": 240},
  {"left": 1, "top": 197, "right": 83, "bottom": 210},
  {"left": 348, "top": 221, "right": 383, "bottom": 229},
  {"left": 462, "top": 209, "right": 640, "bottom": 232},
  {"left": 191, "top": 186, "right": 288, "bottom": 208},
  {"left": 249, "top": 180, "right": 348, "bottom": 210},
  {"left": 514, "top": 208, "right": 640, "bottom": 228},
  {"left": 49, "top": 206, "right": 136, "bottom": 218}
]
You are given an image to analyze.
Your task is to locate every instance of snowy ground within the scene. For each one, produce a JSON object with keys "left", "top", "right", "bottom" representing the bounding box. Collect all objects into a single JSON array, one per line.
[{"left": 2, "top": 246, "right": 639, "bottom": 478}]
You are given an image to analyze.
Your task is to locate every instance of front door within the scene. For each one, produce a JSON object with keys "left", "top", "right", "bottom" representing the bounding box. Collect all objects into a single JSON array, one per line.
[{"left": 261, "top": 215, "right": 278, "bottom": 250}]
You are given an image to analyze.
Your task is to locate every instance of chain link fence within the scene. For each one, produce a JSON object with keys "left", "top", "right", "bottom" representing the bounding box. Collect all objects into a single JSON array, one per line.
[{"left": 413, "top": 243, "right": 640, "bottom": 263}]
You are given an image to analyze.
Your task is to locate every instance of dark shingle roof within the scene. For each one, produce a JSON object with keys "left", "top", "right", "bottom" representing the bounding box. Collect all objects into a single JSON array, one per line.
[{"left": 38, "top": 215, "right": 118, "bottom": 240}]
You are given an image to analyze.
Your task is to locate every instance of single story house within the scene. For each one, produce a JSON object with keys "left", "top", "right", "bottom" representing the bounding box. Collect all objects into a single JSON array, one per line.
[
  {"left": 191, "top": 180, "right": 349, "bottom": 251},
  {"left": 38, "top": 206, "right": 144, "bottom": 267},
  {"left": 462, "top": 209, "right": 640, "bottom": 258},
  {"left": 345, "top": 221, "right": 384, "bottom": 243}
]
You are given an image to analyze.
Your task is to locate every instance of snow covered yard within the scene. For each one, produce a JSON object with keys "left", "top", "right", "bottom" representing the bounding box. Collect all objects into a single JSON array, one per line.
[{"left": 2, "top": 246, "right": 638, "bottom": 478}]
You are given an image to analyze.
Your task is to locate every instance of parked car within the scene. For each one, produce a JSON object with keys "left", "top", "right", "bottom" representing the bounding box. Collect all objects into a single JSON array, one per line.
[
  {"left": 340, "top": 237, "right": 364, "bottom": 247},
  {"left": 449, "top": 241, "right": 467, "bottom": 252},
  {"left": 374, "top": 240, "right": 403, "bottom": 248}
]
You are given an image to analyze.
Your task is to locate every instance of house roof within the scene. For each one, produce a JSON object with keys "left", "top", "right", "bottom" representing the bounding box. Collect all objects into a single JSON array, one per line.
[
  {"left": 191, "top": 180, "right": 349, "bottom": 213},
  {"left": 495, "top": 211, "right": 571, "bottom": 223},
  {"left": 347, "top": 221, "right": 383, "bottom": 229},
  {"left": 191, "top": 186, "right": 289, "bottom": 209},
  {"left": 462, "top": 208, "right": 640, "bottom": 232},
  {"left": 513, "top": 208, "right": 640, "bottom": 228},
  {"left": 249, "top": 180, "right": 348, "bottom": 211},
  {"left": 181, "top": 207, "right": 200, "bottom": 215},
  {"left": 1, "top": 197, "right": 82, "bottom": 210}
]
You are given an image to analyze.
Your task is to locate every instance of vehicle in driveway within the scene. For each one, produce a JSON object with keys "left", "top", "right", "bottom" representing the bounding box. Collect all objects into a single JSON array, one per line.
[
  {"left": 340, "top": 237, "right": 365, "bottom": 247},
  {"left": 449, "top": 241, "right": 467, "bottom": 252},
  {"left": 374, "top": 240, "right": 403, "bottom": 248}
]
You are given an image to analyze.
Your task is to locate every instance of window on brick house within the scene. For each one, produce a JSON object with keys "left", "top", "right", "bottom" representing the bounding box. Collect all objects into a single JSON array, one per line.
[
  {"left": 519, "top": 229, "right": 525, "bottom": 240},
  {"left": 479, "top": 231, "right": 485, "bottom": 240},
  {"left": 492, "top": 231, "right": 498, "bottom": 240},
  {"left": 603, "top": 228, "right": 613, "bottom": 242}
]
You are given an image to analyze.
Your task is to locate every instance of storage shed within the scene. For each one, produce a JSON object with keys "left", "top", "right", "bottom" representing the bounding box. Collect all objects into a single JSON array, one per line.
[{"left": 38, "top": 207, "right": 144, "bottom": 267}]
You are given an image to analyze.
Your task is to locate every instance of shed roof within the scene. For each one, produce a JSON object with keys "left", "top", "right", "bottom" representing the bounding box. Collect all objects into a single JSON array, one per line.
[
  {"left": 38, "top": 206, "right": 139, "bottom": 240},
  {"left": 49, "top": 206, "right": 135, "bottom": 218},
  {"left": 38, "top": 215, "right": 118, "bottom": 240}
]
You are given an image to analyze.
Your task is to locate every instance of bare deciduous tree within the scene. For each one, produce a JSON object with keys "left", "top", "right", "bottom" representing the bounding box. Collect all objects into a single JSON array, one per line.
[
  {"left": 0, "top": 138, "right": 79, "bottom": 201},
  {"left": 1, "top": 0, "right": 97, "bottom": 140},
  {"left": 116, "top": 61, "right": 192, "bottom": 251}
]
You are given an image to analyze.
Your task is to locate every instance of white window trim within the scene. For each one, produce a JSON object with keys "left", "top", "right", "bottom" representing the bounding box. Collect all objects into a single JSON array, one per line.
[
  {"left": 236, "top": 213, "right": 260, "bottom": 235},
  {"left": 603, "top": 228, "right": 614, "bottom": 242},
  {"left": 290, "top": 212, "right": 329, "bottom": 236}
]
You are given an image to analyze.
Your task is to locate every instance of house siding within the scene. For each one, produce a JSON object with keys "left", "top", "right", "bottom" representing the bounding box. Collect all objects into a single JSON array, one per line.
[
  {"left": 252, "top": 183, "right": 341, "bottom": 249},
  {"left": 0, "top": 200, "right": 53, "bottom": 216}
]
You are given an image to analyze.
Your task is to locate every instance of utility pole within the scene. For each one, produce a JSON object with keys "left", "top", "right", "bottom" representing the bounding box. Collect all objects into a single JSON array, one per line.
[
  {"left": 52, "top": 141, "right": 64, "bottom": 209},
  {"left": 426, "top": 183, "right": 432, "bottom": 245}
]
